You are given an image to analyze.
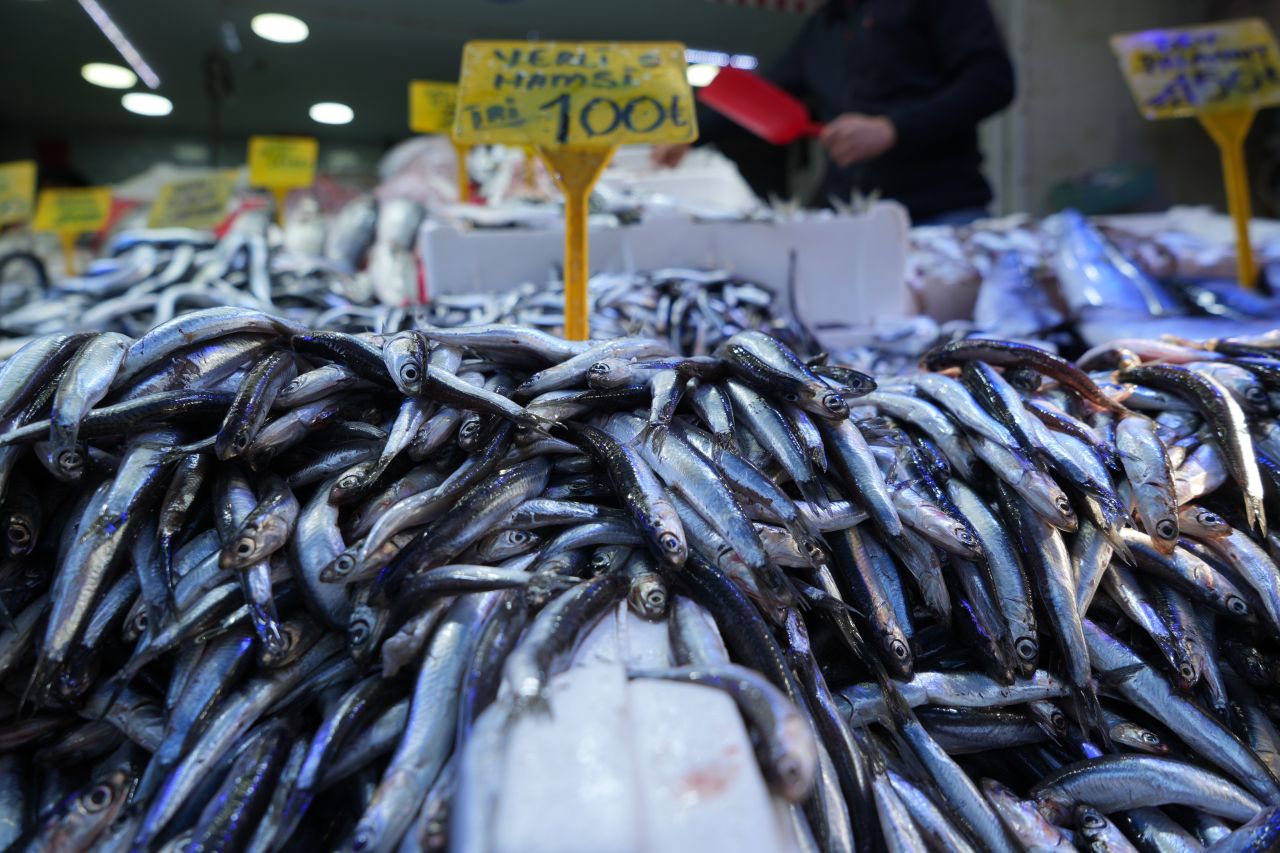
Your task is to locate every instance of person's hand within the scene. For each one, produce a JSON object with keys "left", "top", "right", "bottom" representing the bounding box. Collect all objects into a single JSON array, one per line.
[
  {"left": 650, "top": 144, "right": 691, "bottom": 169},
  {"left": 818, "top": 114, "right": 897, "bottom": 167}
]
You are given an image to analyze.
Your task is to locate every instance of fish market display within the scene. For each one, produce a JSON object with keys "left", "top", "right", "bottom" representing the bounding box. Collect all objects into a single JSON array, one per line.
[{"left": 4, "top": 290, "right": 1280, "bottom": 853}]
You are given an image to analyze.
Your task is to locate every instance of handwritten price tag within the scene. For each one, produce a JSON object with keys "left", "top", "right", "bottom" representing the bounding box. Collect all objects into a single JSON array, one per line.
[
  {"left": 410, "top": 81, "right": 460, "bottom": 134},
  {"left": 455, "top": 41, "right": 697, "bottom": 148},
  {"left": 0, "top": 161, "right": 36, "bottom": 226},
  {"left": 248, "top": 136, "right": 318, "bottom": 189},
  {"left": 1112, "top": 18, "right": 1280, "bottom": 119},
  {"left": 33, "top": 187, "right": 112, "bottom": 233},
  {"left": 149, "top": 172, "right": 235, "bottom": 229}
]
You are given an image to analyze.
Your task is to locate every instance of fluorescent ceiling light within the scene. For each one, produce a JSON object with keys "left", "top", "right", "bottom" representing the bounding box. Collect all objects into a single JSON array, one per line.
[
  {"left": 685, "top": 48, "right": 758, "bottom": 70},
  {"left": 122, "top": 92, "right": 172, "bottom": 116},
  {"left": 81, "top": 62, "right": 136, "bottom": 89},
  {"left": 77, "top": 0, "right": 160, "bottom": 88},
  {"left": 686, "top": 64, "right": 720, "bottom": 88},
  {"left": 251, "top": 13, "right": 309, "bottom": 44},
  {"left": 310, "top": 101, "right": 353, "bottom": 125}
]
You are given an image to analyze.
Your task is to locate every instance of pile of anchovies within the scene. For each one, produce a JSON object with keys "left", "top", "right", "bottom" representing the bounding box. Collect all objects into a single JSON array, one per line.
[{"left": 5, "top": 292, "right": 1280, "bottom": 852}]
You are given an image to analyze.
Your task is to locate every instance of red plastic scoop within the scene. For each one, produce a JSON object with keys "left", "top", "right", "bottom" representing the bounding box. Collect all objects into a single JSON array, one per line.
[{"left": 696, "top": 67, "right": 825, "bottom": 145}]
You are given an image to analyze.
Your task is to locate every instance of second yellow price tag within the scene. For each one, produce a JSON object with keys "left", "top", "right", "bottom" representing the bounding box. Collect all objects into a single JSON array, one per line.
[
  {"left": 33, "top": 187, "right": 112, "bottom": 233},
  {"left": 149, "top": 172, "right": 235, "bottom": 230},
  {"left": 409, "top": 81, "right": 459, "bottom": 134},
  {"left": 0, "top": 160, "right": 37, "bottom": 226},
  {"left": 248, "top": 136, "right": 318, "bottom": 189}
]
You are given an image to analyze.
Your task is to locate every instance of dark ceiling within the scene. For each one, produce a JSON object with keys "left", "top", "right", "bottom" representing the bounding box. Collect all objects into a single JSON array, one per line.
[{"left": 1, "top": 0, "right": 806, "bottom": 145}]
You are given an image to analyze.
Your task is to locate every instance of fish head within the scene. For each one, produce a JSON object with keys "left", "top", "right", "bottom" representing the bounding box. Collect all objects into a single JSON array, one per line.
[
  {"left": 1073, "top": 804, "right": 1109, "bottom": 843},
  {"left": 346, "top": 604, "right": 386, "bottom": 666},
  {"left": 329, "top": 463, "right": 375, "bottom": 505},
  {"left": 1027, "top": 700, "right": 1067, "bottom": 739},
  {"left": 1110, "top": 722, "right": 1168, "bottom": 754},
  {"left": 770, "top": 713, "right": 818, "bottom": 804},
  {"left": 1013, "top": 635, "right": 1040, "bottom": 674},
  {"left": 54, "top": 445, "right": 86, "bottom": 482},
  {"left": 383, "top": 333, "right": 425, "bottom": 396},
  {"left": 626, "top": 572, "right": 668, "bottom": 621},
  {"left": 51, "top": 765, "right": 132, "bottom": 852},
  {"left": 1151, "top": 516, "right": 1179, "bottom": 548}
]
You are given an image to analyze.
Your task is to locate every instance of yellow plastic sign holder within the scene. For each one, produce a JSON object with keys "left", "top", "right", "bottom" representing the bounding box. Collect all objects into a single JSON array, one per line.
[
  {"left": 409, "top": 81, "right": 471, "bottom": 202},
  {"left": 0, "top": 160, "right": 37, "bottom": 227},
  {"left": 247, "top": 136, "right": 318, "bottom": 226},
  {"left": 33, "top": 186, "right": 112, "bottom": 275},
  {"left": 1112, "top": 18, "right": 1280, "bottom": 289},
  {"left": 456, "top": 41, "right": 697, "bottom": 339}
]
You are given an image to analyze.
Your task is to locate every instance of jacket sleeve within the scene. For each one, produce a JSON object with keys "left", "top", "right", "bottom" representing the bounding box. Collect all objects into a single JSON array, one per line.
[
  {"left": 695, "top": 14, "right": 816, "bottom": 146},
  {"left": 881, "top": 0, "right": 1015, "bottom": 150}
]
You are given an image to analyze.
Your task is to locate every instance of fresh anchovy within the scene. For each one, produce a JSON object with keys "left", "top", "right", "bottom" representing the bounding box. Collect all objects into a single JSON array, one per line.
[{"left": 1120, "top": 363, "right": 1266, "bottom": 533}]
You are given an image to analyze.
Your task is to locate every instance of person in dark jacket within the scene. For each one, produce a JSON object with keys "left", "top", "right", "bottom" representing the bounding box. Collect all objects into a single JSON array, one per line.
[{"left": 654, "top": 0, "right": 1016, "bottom": 225}]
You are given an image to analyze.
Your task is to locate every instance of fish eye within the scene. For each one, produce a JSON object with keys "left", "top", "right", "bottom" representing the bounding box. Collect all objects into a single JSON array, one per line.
[
  {"left": 59, "top": 449, "right": 83, "bottom": 471},
  {"left": 7, "top": 524, "right": 30, "bottom": 547},
  {"left": 233, "top": 433, "right": 250, "bottom": 450},
  {"left": 339, "top": 475, "right": 361, "bottom": 490},
  {"left": 1080, "top": 812, "right": 1104, "bottom": 829},
  {"left": 1054, "top": 496, "right": 1072, "bottom": 514},
  {"left": 645, "top": 588, "right": 666, "bottom": 610},
  {"left": 890, "top": 639, "right": 909, "bottom": 659},
  {"left": 955, "top": 528, "right": 977, "bottom": 546},
  {"left": 1179, "top": 663, "right": 1196, "bottom": 681},
  {"left": 588, "top": 362, "right": 610, "bottom": 375},
  {"left": 1199, "top": 510, "right": 1223, "bottom": 525},
  {"left": 282, "top": 379, "right": 300, "bottom": 394},
  {"left": 510, "top": 531, "right": 529, "bottom": 544},
  {"left": 1229, "top": 596, "right": 1249, "bottom": 615},
  {"left": 349, "top": 619, "right": 370, "bottom": 645},
  {"left": 133, "top": 611, "right": 148, "bottom": 632},
  {"left": 400, "top": 364, "right": 419, "bottom": 382},
  {"left": 235, "top": 538, "right": 255, "bottom": 557},
  {"left": 1015, "top": 637, "right": 1038, "bottom": 660},
  {"left": 83, "top": 784, "right": 113, "bottom": 812},
  {"left": 1141, "top": 731, "right": 1159, "bottom": 744},
  {"left": 823, "top": 393, "right": 846, "bottom": 413},
  {"left": 461, "top": 421, "right": 479, "bottom": 434},
  {"left": 1156, "top": 519, "right": 1178, "bottom": 540},
  {"left": 782, "top": 392, "right": 799, "bottom": 402},
  {"left": 659, "top": 532, "right": 681, "bottom": 552}
]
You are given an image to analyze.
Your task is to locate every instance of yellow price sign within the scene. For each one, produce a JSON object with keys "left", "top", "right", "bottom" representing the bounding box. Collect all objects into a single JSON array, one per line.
[
  {"left": 33, "top": 187, "right": 112, "bottom": 233},
  {"left": 149, "top": 172, "right": 235, "bottom": 229},
  {"left": 1112, "top": 18, "right": 1280, "bottom": 289},
  {"left": 0, "top": 160, "right": 37, "bottom": 226},
  {"left": 1112, "top": 18, "right": 1280, "bottom": 119},
  {"left": 409, "top": 81, "right": 459, "bottom": 134},
  {"left": 454, "top": 41, "right": 698, "bottom": 148},
  {"left": 247, "top": 135, "right": 318, "bottom": 189}
]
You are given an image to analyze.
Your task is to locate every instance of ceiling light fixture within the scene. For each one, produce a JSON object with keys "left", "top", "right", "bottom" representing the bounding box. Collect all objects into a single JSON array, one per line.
[
  {"left": 251, "top": 13, "right": 309, "bottom": 44},
  {"left": 309, "top": 101, "right": 353, "bottom": 125},
  {"left": 81, "top": 62, "right": 137, "bottom": 89},
  {"left": 122, "top": 92, "right": 173, "bottom": 116},
  {"left": 76, "top": 0, "right": 161, "bottom": 88},
  {"left": 686, "top": 64, "right": 720, "bottom": 88},
  {"left": 685, "top": 48, "right": 759, "bottom": 70}
]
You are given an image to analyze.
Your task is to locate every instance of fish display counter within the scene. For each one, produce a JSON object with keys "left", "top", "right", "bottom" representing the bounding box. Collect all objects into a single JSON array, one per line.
[{"left": 0, "top": 202, "right": 1279, "bottom": 852}]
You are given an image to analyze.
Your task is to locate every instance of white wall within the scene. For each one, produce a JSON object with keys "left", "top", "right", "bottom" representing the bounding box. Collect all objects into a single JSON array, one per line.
[{"left": 985, "top": 0, "right": 1228, "bottom": 215}]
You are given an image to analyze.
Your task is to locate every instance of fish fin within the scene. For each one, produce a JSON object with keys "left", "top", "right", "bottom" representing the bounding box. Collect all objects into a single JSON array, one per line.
[
  {"left": 1072, "top": 686, "right": 1112, "bottom": 751},
  {"left": 1248, "top": 496, "right": 1268, "bottom": 538},
  {"left": 796, "top": 478, "right": 830, "bottom": 510}
]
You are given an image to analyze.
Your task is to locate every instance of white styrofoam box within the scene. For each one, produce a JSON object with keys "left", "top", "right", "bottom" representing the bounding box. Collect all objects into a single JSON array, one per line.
[{"left": 415, "top": 202, "right": 911, "bottom": 335}]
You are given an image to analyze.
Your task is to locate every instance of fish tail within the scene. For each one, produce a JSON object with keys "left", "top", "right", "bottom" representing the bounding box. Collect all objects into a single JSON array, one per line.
[
  {"left": 1073, "top": 685, "right": 1112, "bottom": 751},
  {"left": 20, "top": 656, "right": 52, "bottom": 713}
]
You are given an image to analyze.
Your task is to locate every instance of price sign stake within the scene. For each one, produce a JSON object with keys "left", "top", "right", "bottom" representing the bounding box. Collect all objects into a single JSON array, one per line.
[
  {"left": 247, "top": 135, "right": 318, "bottom": 226},
  {"left": 456, "top": 40, "right": 697, "bottom": 339},
  {"left": 1113, "top": 18, "right": 1280, "bottom": 289},
  {"left": 33, "top": 186, "right": 112, "bottom": 275},
  {"left": 0, "top": 161, "right": 37, "bottom": 227}
]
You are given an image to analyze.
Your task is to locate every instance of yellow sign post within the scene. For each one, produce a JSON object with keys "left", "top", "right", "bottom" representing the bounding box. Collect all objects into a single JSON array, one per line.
[
  {"left": 247, "top": 135, "right": 318, "bottom": 225},
  {"left": 456, "top": 41, "right": 697, "bottom": 340},
  {"left": 0, "top": 160, "right": 37, "bottom": 227},
  {"left": 149, "top": 171, "right": 235, "bottom": 230},
  {"left": 1112, "top": 18, "right": 1280, "bottom": 289},
  {"left": 33, "top": 186, "right": 112, "bottom": 275},
  {"left": 409, "top": 80, "right": 471, "bottom": 202}
]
